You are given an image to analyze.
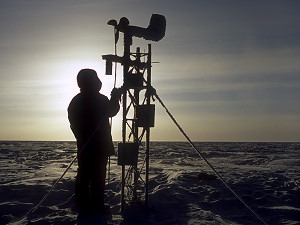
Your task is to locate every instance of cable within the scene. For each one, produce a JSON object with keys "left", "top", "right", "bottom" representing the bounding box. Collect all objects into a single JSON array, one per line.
[
  {"left": 152, "top": 91, "right": 268, "bottom": 225},
  {"left": 27, "top": 156, "right": 77, "bottom": 215},
  {"left": 107, "top": 28, "right": 119, "bottom": 185},
  {"left": 8, "top": 155, "right": 77, "bottom": 225}
]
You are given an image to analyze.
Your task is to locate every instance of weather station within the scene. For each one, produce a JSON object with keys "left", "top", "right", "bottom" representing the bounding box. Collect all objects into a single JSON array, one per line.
[
  {"left": 13, "top": 14, "right": 268, "bottom": 225},
  {"left": 102, "top": 14, "right": 166, "bottom": 210}
]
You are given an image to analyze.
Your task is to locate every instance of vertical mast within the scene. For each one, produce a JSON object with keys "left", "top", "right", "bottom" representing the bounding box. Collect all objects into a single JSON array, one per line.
[{"left": 102, "top": 15, "right": 166, "bottom": 211}]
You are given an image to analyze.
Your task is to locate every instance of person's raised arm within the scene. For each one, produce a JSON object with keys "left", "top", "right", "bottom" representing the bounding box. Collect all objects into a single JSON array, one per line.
[{"left": 107, "top": 87, "right": 122, "bottom": 117}]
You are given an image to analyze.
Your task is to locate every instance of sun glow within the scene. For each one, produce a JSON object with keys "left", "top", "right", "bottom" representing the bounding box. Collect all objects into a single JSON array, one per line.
[
  {"left": 49, "top": 59, "right": 123, "bottom": 141},
  {"left": 54, "top": 60, "right": 118, "bottom": 110}
]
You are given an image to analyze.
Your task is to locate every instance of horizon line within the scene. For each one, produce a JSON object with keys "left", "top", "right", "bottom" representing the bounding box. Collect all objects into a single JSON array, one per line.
[{"left": 0, "top": 139, "right": 299, "bottom": 143}]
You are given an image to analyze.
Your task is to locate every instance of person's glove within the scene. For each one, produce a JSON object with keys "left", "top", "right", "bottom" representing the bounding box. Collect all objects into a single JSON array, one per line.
[{"left": 111, "top": 87, "right": 123, "bottom": 101}]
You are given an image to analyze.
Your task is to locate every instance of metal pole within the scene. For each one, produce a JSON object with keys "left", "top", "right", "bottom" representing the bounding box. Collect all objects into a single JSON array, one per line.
[
  {"left": 145, "top": 44, "right": 151, "bottom": 207},
  {"left": 121, "top": 31, "right": 131, "bottom": 211},
  {"left": 133, "top": 47, "right": 141, "bottom": 203}
]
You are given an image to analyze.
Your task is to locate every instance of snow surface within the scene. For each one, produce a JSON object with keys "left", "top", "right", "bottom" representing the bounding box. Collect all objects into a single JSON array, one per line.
[{"left": 0, "top": 141, "right": 299, "bottom": 225}]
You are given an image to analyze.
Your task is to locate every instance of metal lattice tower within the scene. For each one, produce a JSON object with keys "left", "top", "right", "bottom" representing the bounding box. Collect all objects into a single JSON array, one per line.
[
  {"left": 102, "top": 14, "right": 165, "bottom": 210},
  {"left": 119, "top": 43, "right": 153, "bottom": 210}
]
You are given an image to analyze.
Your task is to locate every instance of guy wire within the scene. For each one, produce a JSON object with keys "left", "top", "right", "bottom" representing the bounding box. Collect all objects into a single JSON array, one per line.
[
  {"left": 12, "top": 103, "right": 117, "bottom": 224},
  {"left": 152, "top": 90, "right": 268, "bottom": 225}
]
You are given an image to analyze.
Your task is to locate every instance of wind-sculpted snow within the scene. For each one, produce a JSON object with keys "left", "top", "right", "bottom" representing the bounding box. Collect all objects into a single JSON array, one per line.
[{"left": 0, "top": 141, "right": 299, "bottom": 224}]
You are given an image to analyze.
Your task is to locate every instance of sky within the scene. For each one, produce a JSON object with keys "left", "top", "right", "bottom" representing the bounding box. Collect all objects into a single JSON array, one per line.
[{"left": 0, "top": 0, "right": 300, "bottom": 142}]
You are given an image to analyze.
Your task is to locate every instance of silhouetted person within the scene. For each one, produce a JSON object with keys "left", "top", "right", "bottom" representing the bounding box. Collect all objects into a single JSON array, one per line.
[{"left": 68, "top": 69, "right": 121, "bottom": 213}]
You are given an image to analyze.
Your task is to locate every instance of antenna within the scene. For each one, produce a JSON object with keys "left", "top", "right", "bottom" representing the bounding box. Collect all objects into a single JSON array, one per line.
[{"left": 102, "top": 14, "right": 166, "bottom": 211}]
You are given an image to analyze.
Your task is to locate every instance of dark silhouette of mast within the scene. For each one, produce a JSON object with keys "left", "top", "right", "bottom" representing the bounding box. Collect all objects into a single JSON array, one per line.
[{"left": 102, "top": 14, "right": 166, "bottom": 210}]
